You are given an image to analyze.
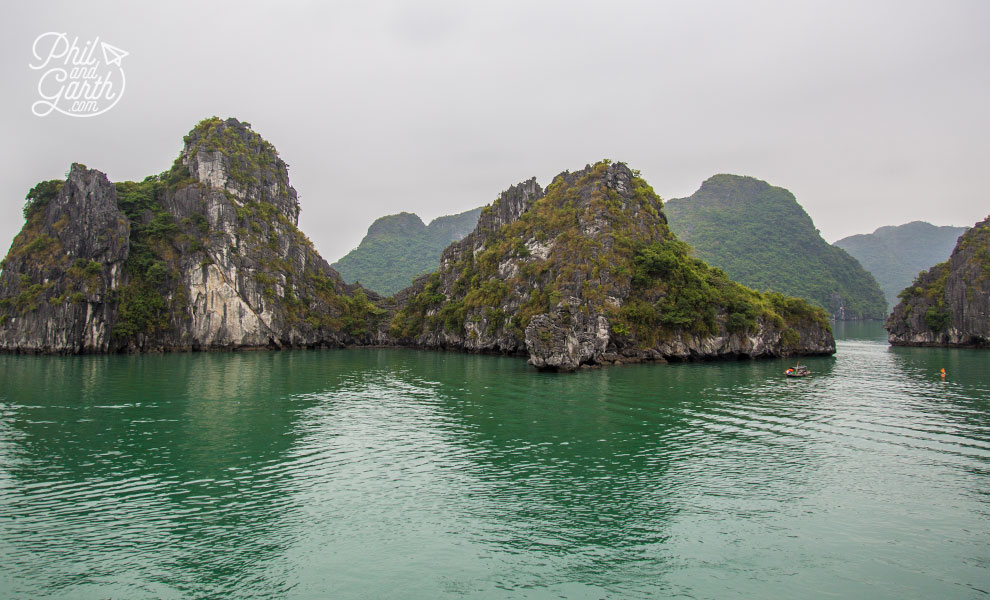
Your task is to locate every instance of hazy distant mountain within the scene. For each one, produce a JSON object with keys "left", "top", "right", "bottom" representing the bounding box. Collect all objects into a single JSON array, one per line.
[
  {"left": 834, "top": 221, "right": 968, "bottom": 309},
  {"left": 664, "top": 174, "right": 887, "bottom": 320},
  {"left": 332, "top": 207, "right": 483, "bottom": 295}
]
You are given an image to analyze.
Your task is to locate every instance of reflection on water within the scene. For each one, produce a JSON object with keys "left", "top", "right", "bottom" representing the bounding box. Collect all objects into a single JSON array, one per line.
[
  {"left": 1, "top": 327, "right": 988, "bottom": 599},
  {"left": 0, "top": 352, "right": 334, "bottom": 597}
]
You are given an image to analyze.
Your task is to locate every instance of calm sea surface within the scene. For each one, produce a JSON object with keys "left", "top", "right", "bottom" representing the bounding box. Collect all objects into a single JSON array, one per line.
[{"left": 0, "top": 322, "right": 987, "bottom": 599}]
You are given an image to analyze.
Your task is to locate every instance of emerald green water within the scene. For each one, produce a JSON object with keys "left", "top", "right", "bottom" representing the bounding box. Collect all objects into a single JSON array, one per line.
[{"left": 1, "top": 323, "right": 988, "bottom": 598}]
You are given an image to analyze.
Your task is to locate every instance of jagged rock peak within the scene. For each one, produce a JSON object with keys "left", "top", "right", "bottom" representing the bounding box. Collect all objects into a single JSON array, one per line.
[
  {"left": 0, "top": 163, "right": 129, "bottom": 353},
  {"left": 472, "top": 162, "right": 652, "bottom": 240},
  {"left": 476, "top": 177, "right": 544, "bottom": 234},
  {"left": 599, "top": 160, "right": 635, "bottom": 194},
  {"left": 46, "top": 164, "right": 130, "bottom": 262},
  {"left": 549, "top": 160, "right": 637, "bottom": 193},
  {"left": 173, "top": 117, "right": 299, "bottom": 224}
]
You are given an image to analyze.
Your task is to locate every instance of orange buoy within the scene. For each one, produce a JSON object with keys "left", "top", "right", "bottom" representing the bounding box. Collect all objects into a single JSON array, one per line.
[{"left": 941, "top": 368, "right": 946, "bottom": 379}]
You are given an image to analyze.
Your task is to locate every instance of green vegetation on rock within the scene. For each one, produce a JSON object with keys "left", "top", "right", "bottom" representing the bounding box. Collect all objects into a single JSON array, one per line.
[
  {"left": 835, "top": 221, "right": 967, "bottom": 310},
  {"left": 620, "top": 239, "right": 829, "bottom": 347},
  {"left": 112, "top": 177, "right": 186, "bottom": 338},
  {"left": 333, "top": 208, "right": 483, "bottom": 296},
  {"left": 22, "top": 180, "right": 63, "bottom": 220},
  {"left": 664, "top": 174, "right": 887, "bottom": 320}
]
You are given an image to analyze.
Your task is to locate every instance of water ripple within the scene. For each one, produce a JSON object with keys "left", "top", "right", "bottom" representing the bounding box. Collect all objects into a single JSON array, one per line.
[{"left": 0, "top": 339, "right": 987, "bottom": 598}]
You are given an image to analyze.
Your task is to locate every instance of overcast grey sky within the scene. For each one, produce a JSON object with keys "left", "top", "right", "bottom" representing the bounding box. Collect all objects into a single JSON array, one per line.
[{"left": 2, "top": 1, "right": 988, "bottom": 262}]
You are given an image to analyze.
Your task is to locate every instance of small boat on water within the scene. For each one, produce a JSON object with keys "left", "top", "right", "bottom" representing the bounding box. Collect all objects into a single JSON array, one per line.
[{"left": 785, "top": 364, "right": 811, "bottom": 378}]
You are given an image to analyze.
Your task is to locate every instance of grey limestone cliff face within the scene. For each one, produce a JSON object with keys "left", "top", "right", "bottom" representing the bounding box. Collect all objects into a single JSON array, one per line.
[
  {"left": 180, "top": 119, "right": 300, "bottom": 223},
  {"left": 886, "top": 216, "right": 990, "bottom": 347},
  {"left": 523, "top": 298, "right": 611, "bottom": 370},
  {"left": 0, "top": 165, "right": 129, "bottom": 352},
  {"left": 133, "top": 119, "right": 388, "bottom": 351}
]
